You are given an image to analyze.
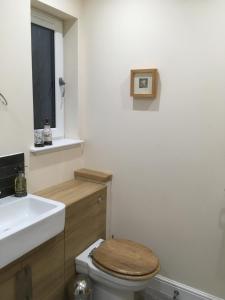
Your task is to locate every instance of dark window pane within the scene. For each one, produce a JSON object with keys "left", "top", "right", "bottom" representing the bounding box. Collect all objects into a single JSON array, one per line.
[{"left": 31, "top": 23, "right": 56, "bottom": 129}]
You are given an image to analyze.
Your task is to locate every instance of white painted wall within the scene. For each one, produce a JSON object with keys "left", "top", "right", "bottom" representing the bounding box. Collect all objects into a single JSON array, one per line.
[
  {"left": 0, "top": 0, "right": 84, "bottom": 192},
  {"left": 32, "top": 0, "right": 81, "bottom": 18},
  {"left": 0, "top": 0, "right": 34, "bottom": 156},
  {"left": 82, "top": 0, "right": 225, "bottom": 298}
]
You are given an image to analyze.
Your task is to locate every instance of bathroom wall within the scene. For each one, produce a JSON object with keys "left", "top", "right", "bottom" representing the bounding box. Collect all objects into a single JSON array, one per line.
[
  {"left": 82, "top": 0, "right": 225, "bottom": 298},
  {"left": 32, "top": 0, "right": 81, "bottom": 18},
  {"left": 0, "top": 0, "right": 84, "bottom": 192}
]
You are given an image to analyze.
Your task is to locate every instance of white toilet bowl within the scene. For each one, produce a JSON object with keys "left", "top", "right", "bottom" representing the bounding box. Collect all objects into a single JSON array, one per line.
[{"left": 75, "top": 239, "right": 159, "bottom": 300}]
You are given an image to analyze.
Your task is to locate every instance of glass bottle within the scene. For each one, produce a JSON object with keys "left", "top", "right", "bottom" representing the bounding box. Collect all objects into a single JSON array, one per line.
[
  {"left": 43, "top": 119, "right": 52, "bottom": 145},
  {"left": 34, "top": 129, "right": 44, "bottom": 147},
  {"left": 15, "top": 167, "right": 27, "bottom": 197}
]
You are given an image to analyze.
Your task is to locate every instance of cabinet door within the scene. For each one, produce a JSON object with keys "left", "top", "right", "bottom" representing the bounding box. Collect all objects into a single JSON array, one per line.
[
  {"left": 22, "top": 233, "right": 65, "bottom": 300},
  {"left": 65, "top": 187, "right": 107, "bottom": 285},
  {"left": 0, "top": 261, "right": 22, "bottom": 300}
]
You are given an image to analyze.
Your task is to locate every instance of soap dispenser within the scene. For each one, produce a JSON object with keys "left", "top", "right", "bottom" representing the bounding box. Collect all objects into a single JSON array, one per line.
[{"left": 15, "top": 166, "right": 27, "bottom": 197}]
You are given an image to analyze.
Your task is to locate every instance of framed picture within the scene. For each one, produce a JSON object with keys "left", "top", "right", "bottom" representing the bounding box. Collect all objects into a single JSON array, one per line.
[{"left": 130, "top": 69, "right": 158, "bottom": 98}]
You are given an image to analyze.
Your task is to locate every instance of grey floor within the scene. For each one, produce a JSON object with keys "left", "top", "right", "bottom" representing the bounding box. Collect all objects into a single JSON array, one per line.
[{"left": 135, "top": 290, "right": 171, "bottom": 300}]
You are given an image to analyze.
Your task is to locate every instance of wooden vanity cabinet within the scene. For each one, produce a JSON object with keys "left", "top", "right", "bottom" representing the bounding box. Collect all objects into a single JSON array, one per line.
[
  {"left": 65, "top": 187, "right": 107, "bottom": 285},
  {"left": 0, "top": 180, "right": 107, "bottom": 300},
  {"left": 0, "top": 260, "right": 22, "bottom": 300},
  {"left": 22, "top": 233, "right": 65, "bottom": 300},
  {"left": 0, "top": 234, "right": 64, "bottom": 300}
]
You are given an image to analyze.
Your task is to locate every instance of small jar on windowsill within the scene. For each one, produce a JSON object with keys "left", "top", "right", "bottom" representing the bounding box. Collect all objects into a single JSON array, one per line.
[
  {"left": 43, "top": 119, "right": 53, "bottom": 146},
  {"left": 34, "top": 129, "right": 44, "bottom": 147}
]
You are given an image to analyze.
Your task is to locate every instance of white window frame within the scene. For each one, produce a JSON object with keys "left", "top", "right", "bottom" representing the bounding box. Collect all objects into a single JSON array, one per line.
[{"left": 31, "top": 8, "right": 64, "bottom": 139}]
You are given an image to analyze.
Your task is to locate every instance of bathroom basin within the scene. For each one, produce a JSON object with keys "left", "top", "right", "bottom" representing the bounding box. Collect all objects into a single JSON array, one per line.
[{"left": 0, "top": 194, "right": 65, "bottom": 268}]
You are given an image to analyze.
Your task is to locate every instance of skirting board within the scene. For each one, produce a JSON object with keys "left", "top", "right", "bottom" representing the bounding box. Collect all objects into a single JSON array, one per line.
[{"left": 145, "top": 275, "right": 224, "bottom": 300}]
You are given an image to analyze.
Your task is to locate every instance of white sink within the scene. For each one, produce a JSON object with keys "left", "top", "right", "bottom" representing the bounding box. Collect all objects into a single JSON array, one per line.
[{"left": 0, "top": 194, "right": 65, "bottom": 268}]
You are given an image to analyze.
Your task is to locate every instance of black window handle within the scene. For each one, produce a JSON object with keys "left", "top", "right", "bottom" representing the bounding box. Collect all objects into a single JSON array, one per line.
[{"left": 0, "top": 92, "right": 8, "bottom": 106}]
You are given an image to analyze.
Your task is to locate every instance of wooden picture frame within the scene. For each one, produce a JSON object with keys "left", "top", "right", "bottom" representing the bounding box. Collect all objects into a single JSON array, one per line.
[{"left": 130, "top": 69, "right": 158, "bottom": 98}]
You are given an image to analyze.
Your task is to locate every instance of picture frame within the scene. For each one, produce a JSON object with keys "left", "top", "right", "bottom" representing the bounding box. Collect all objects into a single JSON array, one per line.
[{"left": 130, "top": 69, "right": 158, "bottom": 98}]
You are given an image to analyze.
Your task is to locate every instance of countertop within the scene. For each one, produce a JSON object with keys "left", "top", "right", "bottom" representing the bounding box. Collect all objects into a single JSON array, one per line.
[{"left": 36, "top": 179, "right": 106, "bottom": 207}]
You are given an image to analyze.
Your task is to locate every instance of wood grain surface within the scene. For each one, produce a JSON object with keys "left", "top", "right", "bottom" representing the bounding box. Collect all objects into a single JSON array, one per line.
[
  {"left": 65, "top": 188, "right": 107, "bottom": 284},
  {"left": 36, "top": 179, "right": 105, "bottom": 207},
  {"left": 0, "top": 178, "right": 107, "bottom": 300},
  {"left": 74, "top": 168, "right": 112, "bottom": 183},
  {"left": 92, "top": 239, "right": 160, "bottom": 280},
  {"left": 38, "top": 179, "right": 107, "bottom": 293},
  {"left": 0, "top": 259, "right": 21, "bottom": 300},
  {"left": 0, "top": 234, "right": 64, "bottom": 300},
  {"left": 22, "top": 233, "right": 65, "bottom": 300}
]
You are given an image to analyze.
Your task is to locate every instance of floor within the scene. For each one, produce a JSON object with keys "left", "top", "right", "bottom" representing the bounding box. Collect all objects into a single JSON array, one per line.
[{"left": 135, "top": 290, "right": 171, "bottom": 300}]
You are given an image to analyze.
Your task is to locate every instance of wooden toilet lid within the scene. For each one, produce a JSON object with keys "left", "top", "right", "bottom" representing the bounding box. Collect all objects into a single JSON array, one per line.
[{"left": 92, "top": 239, "right": 160, "bottom": 280}]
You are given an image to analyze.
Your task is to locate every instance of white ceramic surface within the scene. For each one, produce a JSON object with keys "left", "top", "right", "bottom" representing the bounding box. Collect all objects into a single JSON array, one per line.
[
  {"left": 76, "top": 239, "right": 151, "bottom": 300},
  {"left": 30, "top": 138, "right": 84, "bottom": 154},
  {"left": 0, "top": 194, "right": 65, "bottom": 268}
]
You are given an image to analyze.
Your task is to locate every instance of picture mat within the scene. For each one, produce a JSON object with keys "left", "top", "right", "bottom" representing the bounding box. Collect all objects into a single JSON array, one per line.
[{"left": 134, "top": 73, "right": 153, "bottom": 95}]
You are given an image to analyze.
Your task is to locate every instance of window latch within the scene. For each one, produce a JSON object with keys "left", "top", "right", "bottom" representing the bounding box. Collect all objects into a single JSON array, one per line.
[
  {"left": 59, "top": 77, "right": 66, "bottom": 98},
  {"left": 0, "top": 92, "right": 8, "bottom": 106}
]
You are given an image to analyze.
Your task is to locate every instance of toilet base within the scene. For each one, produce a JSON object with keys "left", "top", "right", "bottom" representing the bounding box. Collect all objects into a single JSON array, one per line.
[{"left": 93, "top": 283, "right": 134, "bottom": 300}]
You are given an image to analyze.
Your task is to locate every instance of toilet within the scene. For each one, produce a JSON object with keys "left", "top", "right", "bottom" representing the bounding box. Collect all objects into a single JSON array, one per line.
[{"left": 75, "top": 239, "right": 160, "bottom": 300}]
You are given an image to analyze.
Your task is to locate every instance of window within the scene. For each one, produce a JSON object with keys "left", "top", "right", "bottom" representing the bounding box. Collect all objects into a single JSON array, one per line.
[{"left": 31, "top": 9, "right": 64, "bottom": 138}]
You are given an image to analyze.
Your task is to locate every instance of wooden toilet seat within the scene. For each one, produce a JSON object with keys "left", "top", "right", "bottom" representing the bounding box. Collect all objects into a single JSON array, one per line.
[{"left": 91, "top": 239, "right": 160, "bottom": 281}]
